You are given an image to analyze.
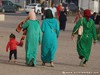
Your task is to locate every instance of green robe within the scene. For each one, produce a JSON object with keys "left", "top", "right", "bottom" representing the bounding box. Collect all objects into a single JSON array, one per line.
[
  {"left": 41, "top": 18, "right": 60, "bottom": 63},
  {"left": 22, "top": 20, "right": 42, "bottom": 66},
  {"left": 72, "top": 17, "right": 97, "bottom": 61}
]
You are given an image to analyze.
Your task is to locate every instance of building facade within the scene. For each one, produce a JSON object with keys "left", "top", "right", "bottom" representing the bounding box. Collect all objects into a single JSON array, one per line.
[
  {"left": 8, "top": 0, "right": 100, "bottom": 13},
  {"left": 9, "top": 0, "right": 41, "bottom": 8},
  {"left": 79, "top": 0, "right": 100, "bottom": 13}
]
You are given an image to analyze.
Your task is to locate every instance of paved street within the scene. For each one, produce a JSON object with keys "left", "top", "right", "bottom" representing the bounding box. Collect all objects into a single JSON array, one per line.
[{"left": 0, "top": 12, "right": 100, "bottom": 75}]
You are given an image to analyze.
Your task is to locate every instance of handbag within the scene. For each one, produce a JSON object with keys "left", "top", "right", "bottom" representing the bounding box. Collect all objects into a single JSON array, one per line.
[
  {"left": 78, "top": 25, "right": 83, "bottom": 35},
  {"left": 74, "top": 18, "right": 83, "bottom": 35}
]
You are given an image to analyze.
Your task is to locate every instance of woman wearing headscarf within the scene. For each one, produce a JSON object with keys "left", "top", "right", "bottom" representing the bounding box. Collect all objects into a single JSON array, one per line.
[
  {"left": 59, "top": 7, "right": 67, "bottom": 31},
  {"left": 41, "top": 9, "right": 60, "bottom": 67},
  {"left": 21, "top": 9, "right": 42, "bottom": 66},
  {"left": 71, "top": 9, "right": 97, "bottom": 67},
  {"left": 57, "top": 3, "right": 62, "bottom": 19}
]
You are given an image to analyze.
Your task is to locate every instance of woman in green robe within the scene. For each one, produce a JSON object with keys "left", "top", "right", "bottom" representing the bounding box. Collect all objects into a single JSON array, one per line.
[
  {"left": 22, "top": 9, "right": 42, "bottom": 66},
  {"left": 71, "top": 9, "right": 97, "bottom": 67},
  {"left": 41, "top": 9, "right": 60, "bottom": 67}
]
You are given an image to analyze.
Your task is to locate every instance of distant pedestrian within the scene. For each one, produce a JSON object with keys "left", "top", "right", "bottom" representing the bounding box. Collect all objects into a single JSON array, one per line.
[
  {"left": 95, "top": 12, "right": 100, "bottom": 25},
  {"left": 50, "top": 3, "right": 57, "bottom": 18},
  {"left": 71, "top": 9, "right": 97, "bottom": 67},
  {"left": 66, "top": 4, "right": 69, "bottom": 12},
  {"left": 59, "top": 7, "right": 67, "bottom": 31},
  {"left": 57, "top": 3, "right": 62, "bottom": 19},
  {"left": 41, "top": 9, "right": 60, "bottom": 67},
  {"left": 90, "top": 12, "right": 97, "bottom": 21},
  {"left": 95, "top": 12, "right": 100, "bottom": 34},
  {"left": 6, "top": 33, "right": 23, "bottom": 63},
  {"left": 41, "top": 7, "right": 45, "bottom": 20}
]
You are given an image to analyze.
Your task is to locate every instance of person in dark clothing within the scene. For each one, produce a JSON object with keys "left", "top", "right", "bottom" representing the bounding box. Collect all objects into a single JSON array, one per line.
[
  {"left": 90, "top": 12, "right": 97, "bottom": 21},
  {"left": 95, "top": 12, "right": 100, "bottom": 24},
  {"left": 59, "top": 7, "right": 67, "bottom": 31},
  {"left": 41, "top": 7, "right": 45, "bottom": 20},
  {"left": 95, "top": 12, "right": 100, "bottom": 34}
]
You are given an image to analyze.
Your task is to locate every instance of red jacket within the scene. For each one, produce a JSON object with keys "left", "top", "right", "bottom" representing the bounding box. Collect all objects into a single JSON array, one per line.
[{"left": 6, "top": 38, "right": 20, "bottom": 52}]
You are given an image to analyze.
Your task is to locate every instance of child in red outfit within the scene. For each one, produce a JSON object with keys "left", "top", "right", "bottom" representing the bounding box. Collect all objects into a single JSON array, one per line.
[{"left": 6, "top": 33, "right": 23, "bottom": 63}]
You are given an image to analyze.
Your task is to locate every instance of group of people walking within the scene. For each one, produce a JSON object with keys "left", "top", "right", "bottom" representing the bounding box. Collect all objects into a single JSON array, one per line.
[
  {"left": 6, "top": 9, "right": 60, "bottom": 67},
  {"left": 6, "top": 4, "right": 98, "bottom": 67}
]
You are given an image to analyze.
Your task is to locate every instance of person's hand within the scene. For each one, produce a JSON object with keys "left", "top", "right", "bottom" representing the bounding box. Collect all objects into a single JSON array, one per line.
[
  {"left": 71, "top": 34, "right": 75, "bottom": 40},
  {"left": 19, "top": 40, "right": 24, "bottom": 47}
]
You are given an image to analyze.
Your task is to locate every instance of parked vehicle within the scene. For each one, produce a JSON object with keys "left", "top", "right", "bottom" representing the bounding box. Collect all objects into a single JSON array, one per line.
[
  {"left": 25, "top": 3, "right": 41, "bottom": 14},
  {"left": 0, "top": 0, "right": 17, "bottom": 13},
  {"left": 62, "top": 2, "right": 78, "bottom": 12},
  {"left": 68, "top": 2, "right": 78, "bottom": 12},
  {"left": 14, "top": 4, "right": 22, "bottom": 11}
]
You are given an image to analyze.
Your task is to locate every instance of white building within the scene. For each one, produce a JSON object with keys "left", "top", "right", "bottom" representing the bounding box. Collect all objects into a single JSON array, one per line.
[{"left": 79, "top": 0, "right": 100, "bottom": 13}]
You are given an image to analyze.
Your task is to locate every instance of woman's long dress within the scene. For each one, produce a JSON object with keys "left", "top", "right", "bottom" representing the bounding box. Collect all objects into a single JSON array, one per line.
[
  {"left": 72, "top": 17, "right": 97, "bottom": 61},
  {"left": 22, "top": 20, "right": 42, "bottom": 66},
  {"left": 41, "top": 18, "right": 60, "bottom": 63}
]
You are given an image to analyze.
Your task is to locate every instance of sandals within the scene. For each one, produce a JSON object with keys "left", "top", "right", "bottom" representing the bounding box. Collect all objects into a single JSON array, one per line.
[
  {"left": 50, "top": 61, "right": 54, "bottom": 67},
  {"left": 79, "top": 58, "right": 87, "bottom": 67},
  {"left": 42, "top": 62, "right": 45, "bottom": 66}
]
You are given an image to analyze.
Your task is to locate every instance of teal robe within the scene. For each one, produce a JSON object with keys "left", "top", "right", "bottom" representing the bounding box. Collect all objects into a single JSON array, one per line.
[
  {"left": 72, "top": 17, "right": 97, "bottom": 61},
  {"left": 22, "top": 20, "right": 42, "bottom": 66},
  {"left": 41, "top": 18, "right": 60, "bottom": 63}
]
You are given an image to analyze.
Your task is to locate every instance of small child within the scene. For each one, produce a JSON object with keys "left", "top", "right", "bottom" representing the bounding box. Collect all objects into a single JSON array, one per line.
[{"left": 6, "top": 33, "right": 23, "bottom": 63}]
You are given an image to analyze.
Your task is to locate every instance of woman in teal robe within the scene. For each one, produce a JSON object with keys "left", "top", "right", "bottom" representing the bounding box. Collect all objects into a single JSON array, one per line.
[
  {"left": 41, "top": 9, "right": 60, "bottom": 67},
  {"left": 72, "top": 9, "right": 97, "bottom": 66},
  {"left": 71, "top": 9, "right": 97, "bottom": 67},
  {"left": 22, "top": 9, "right": 42, "bottom": 66}
]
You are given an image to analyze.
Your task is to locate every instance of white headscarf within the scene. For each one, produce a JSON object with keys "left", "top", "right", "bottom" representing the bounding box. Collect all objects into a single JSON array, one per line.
[{"left": 28, "top": 9, "right": 37, "bottom": 20}]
